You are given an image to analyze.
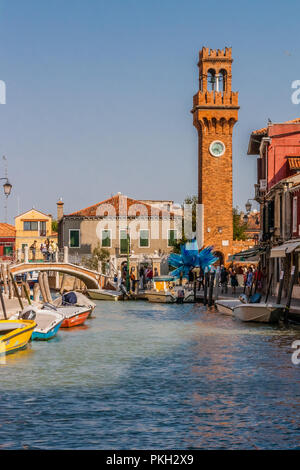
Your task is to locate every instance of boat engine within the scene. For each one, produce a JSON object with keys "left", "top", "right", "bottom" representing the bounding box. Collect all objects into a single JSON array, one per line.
[{"left": 19, "top": 308, "right": 37, "bottom": 321}]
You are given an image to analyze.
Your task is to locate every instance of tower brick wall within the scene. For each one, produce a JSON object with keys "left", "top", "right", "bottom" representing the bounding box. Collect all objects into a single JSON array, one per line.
[{"left": 191, "top": 47, "right": 239, "bottom": 263}]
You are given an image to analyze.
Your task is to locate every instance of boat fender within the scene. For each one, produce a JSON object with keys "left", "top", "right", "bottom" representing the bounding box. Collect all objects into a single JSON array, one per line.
[{"left": 239, "top": 293, "right": 248, "bottom": 304}]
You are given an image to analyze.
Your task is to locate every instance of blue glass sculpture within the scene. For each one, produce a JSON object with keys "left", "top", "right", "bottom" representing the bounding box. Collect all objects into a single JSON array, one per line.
[{"left": 168, "top": 239, "right": 217, "bottom": 279}]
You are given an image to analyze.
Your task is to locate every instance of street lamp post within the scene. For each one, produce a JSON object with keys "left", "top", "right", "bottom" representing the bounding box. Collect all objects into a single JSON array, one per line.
[
  {"left": 0, "top": 177, "right": 12, "bottom": 222},
  {"left": 126, "top": 226, "right": 130, "bottom": 292}
]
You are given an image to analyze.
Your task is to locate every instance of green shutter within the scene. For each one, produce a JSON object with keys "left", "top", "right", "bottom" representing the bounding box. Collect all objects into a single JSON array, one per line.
[
  {"left": 120, "top": 230, "right": 130, "bottom": 254},
  {"left": 140, "top": 230, "right": 149, "bottom": 247},
  {"left": 70, "top": 230, "right": 80, "bottom": 248},
  {"left": 168, "top": 230, "right": 177, "bottom": 246},
  {"left": 102, "top": 230, "right": 111, "bottom": 247}
]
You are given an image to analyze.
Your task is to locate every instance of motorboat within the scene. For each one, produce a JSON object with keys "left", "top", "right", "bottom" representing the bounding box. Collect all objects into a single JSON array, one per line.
[
  {"left": 215, "top": 293, "right": 262, "bottom": 316},
  {"left": 147, "top": 290, "right": 177, "bottom": 303},
  {"left": 146, "top": 275, "right": 177, "bottom": 303},
  {"left": 53, "top": 291, "right": 96, "bottom": 316},
  {"left": 0, "top": 319, "right": 36, "bottom": 355},
  {"left": 41, "top": 303, "right": 91, "bottom": 328},
  {"left": 13, "top": 306, "right": 64, "bottom": 341},
  {"left": 215, "top": 299, "right": 243, "bottom": 315},
  {"left": 233, "top": 303, "right": 285, "bottom": 323},
  {"left": 87, "top": 289, "right": 124, "bottom": 301}
]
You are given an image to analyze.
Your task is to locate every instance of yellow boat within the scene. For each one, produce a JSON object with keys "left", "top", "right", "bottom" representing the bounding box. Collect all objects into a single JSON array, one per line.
[{"left": 0, "top": 320, "right": 36, "bottom": 356}]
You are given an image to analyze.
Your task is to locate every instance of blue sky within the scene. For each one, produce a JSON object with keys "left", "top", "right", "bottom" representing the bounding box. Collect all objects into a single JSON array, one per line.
[{"left": 0, "top": 0, "right": 299, "bottom": 222}]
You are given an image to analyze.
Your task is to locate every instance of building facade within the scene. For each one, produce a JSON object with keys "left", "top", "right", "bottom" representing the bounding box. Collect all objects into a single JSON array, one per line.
[
  {"left": 248, "top": 118, "right": 300, "bottom": 296},
  {"left": 15, "top": 209, "right": 58, "bottom": 261},
  {"left": 58, "top": 194, "right": 181, "bottom": 274},
  {"left": 0, "top": 223, "right": 15, "bottom": 260}
]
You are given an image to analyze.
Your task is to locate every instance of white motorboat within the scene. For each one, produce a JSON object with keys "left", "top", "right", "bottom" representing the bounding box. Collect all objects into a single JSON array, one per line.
[
  {"left": 13, "top": 305, "right": 64, "bottom": 340},
  {"left": 87, "top": 289, "right": 124, "bottom": 301},
  {"left": 233, "top": 303, "right": 285, "bottom": 323},
  {"left": 146, "top": 290, "right": 177, "bottom": 303},
  {"left": 215, "top": 299, "right": 243, "bottom": 315},
  {"left": 53, "top": 291, "right": 96, "bottom": 314}
]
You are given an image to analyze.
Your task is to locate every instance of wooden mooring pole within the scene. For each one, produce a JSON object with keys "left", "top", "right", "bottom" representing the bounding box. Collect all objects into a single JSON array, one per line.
[
  {"left": 0, "top": 287, "right": 7, "bottom": 319},
  {"left": 10, "top": 272, "right": 24, "bottom": 310},
  {"left": 284, "top": 266, "right": 296, "bottom": 323},
  {"left": 1, "top": 264, "right": 8, "bottom": 295}
]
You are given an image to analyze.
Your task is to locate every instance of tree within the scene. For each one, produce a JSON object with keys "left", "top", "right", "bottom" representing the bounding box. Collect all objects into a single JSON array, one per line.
[
  {"left": 82, "top": 244, "right": 110, "bottom": 272},
  {"left": 233, "top": 207, "right": 247, "bottom": 240},
  {"left": 52, "top": 219, "right": 58, "bottom": 233}
]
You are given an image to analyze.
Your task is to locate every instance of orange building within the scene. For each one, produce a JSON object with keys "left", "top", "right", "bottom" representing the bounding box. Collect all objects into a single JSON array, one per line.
[{"left": 191, "top": 47, "right": 239, "bottom": 264}]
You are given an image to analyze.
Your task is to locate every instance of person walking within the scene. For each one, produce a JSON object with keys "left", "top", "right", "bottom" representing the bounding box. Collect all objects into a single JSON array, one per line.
[
  {"left": 230, "top": 268, "right": 238, "bottom": 295},
  {"left": 246, "top": 267, "right": 253, "bottom": 296},
  {"left": 41, "top": 241, "right": 47, "bottom": 261},
  {"left": 30, "top": 240, "right": 37, "bottom": 261},
  {"left": 130, "top": 268, "right": 136, "bottom": 293},
  {"left": 220, "top": 266, "right": 229, "bottom": 294}
]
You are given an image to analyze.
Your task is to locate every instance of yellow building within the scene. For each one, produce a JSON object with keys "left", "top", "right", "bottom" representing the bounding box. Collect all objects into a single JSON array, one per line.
[{"left": 15, "top": 209, "right": 58, "bottom": 261}]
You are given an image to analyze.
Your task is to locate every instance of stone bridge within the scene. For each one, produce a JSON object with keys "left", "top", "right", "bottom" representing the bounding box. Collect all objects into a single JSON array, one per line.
[{"left": 10, "top": 262, "right": 107, "bottom": 289}]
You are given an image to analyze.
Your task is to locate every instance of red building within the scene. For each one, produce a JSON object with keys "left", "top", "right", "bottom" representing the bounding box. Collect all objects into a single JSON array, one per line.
[
  {"left": 248, "top": 118, "right": 300, "bottom": 194},
  {"left": 0, "top": 223, "right": 15, "bottom": 260},
  {"left": 248, "top": 118, "right": 300, "bottom": 297}
]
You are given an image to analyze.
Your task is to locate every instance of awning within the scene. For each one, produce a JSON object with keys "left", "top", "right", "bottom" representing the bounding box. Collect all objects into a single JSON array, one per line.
[
  {"left": 287, "top": 157, "right": 300, "bottom": 170},
  {"left": 228, "top": 247, "right": 265, "bottom": 263},
  {"left": 270, "top": 241, "right": 300, "bottom": 258}
]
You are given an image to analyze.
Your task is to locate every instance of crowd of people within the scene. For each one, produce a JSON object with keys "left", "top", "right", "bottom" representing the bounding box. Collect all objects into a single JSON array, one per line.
[
  {"left": 114, "top": 263, "right": 157, "bottom": 292},
  {"left": 30, "top": 239, "right": 58, "bottom": 262},
  {"left": 189, "top": 264, "right": 265, "bottom": 296}
]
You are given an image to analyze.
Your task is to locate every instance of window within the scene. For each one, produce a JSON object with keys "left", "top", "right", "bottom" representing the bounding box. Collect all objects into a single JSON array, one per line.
[
  {"left": 139, "top": 229, "right": 149, "bottom": 248},
  {"left": 120, "top": 229, "right": 130, "bottom": 254},
  {"left": 102, "top": 229, "right": 111, "bottom": 248},
  {"left": 69, "top": 229, "right": 80, "bottom": 248},
  {"left": 24, "top": 221, "right": 38, "bottom": 231},
  {"left": 4, "top": 246, "right": 12, "bottom": 256},
  {"left": 168, "top": 229, "right": 177, "bottom": 247},
  {"left": 40, "top": 221, "right": 46, "bottom": 236}
]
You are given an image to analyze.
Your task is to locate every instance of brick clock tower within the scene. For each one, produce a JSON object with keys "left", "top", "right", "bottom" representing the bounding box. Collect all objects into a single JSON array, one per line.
[{"left": 191, "top": 47, "right": 239, "bottom": 263}]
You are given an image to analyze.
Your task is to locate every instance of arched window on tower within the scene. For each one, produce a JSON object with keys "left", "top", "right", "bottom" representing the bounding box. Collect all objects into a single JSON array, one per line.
[
  {"left": 219, "top": 69, "right": 227, "bottom": 92},
  {"left": 207, "top": 69, "right": 216, "bottom": 91}
]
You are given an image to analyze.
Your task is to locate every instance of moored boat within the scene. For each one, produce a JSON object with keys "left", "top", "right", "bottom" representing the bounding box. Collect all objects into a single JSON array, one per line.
[
  {"left": 12, "top": 306, "right": 64, "bottom": 341},
  {"left": 0, "top": 319, "right": 36, "bottom": 355},
  {"left": 50, "top": 305, "right": 91, "bottom": 328},
  {"left": 146, "top": 290, "right": 177, "bottom": 303},
  {"left": 215, "top": 299, "right": 243, "bottom": 315},
  {"left": 146, "top": 275, "right": 177, "bottom": 303},
  {"left": 87, "top": 289, "right": 124, "bottom": 301},
  {"left": 233, "top": 303, "right": 285, "bottom": 323},
  {"left": 53, "top": 291, "right": 96, "bottom": 317}
]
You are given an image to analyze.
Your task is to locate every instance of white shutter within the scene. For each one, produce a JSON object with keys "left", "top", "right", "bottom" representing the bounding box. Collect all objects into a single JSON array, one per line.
[{"left": 293, "top": 196, "right": 298, "bottom": 233}]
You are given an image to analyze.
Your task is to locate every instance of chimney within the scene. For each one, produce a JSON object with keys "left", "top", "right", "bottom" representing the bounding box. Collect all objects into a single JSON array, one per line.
[{"left": 57, "top": 198, "right": 64, "bottom": 221}]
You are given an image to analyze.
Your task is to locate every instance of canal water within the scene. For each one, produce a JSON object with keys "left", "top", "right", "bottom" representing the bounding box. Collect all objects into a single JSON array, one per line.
[{"left": 0, "top": 301, "right": 299, "bottom": 449}]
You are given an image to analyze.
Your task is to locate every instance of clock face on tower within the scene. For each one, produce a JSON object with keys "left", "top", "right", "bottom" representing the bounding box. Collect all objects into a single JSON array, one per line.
[{"left": 209, "top": 140, "right": 225, "bottom": 157}]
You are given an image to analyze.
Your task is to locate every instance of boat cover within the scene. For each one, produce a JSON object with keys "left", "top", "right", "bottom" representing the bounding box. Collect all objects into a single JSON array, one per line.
[{"left": 62, "top": 291, "right": 77, "bottom": 305}]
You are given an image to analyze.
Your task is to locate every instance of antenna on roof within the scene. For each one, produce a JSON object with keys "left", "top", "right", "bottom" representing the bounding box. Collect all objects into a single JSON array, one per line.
[{"left": 3, "top": 156, "right": 8, "bottom": 222}]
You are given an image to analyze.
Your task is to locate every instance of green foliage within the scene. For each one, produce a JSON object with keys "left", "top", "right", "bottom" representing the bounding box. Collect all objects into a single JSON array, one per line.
[
  {"left": 233, "top": 207, "right": 247, "bottom": 240},
  {"left": 52, "top": 219, "right": 58, "bottom": 233},
  {"left": 82, "top": 243, "right": 110, "bottom": 272}
]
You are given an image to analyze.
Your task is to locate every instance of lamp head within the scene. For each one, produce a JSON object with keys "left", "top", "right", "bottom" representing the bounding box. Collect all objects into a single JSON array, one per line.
[{"left": 3, "top": 180, "right": 12, "bottom": 197}]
